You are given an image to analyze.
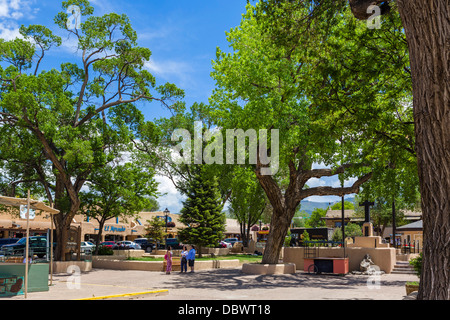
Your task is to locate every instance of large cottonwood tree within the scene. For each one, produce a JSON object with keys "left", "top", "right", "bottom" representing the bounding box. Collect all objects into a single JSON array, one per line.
[
  {"left": 347, "top": 0, "right": 450, "bottom": 302},
  {"left": 210, "top": 3, "right": 410, "bottom": 264},
  {"left": 0, "top": 0, "right": 183, "bottom": 260}
]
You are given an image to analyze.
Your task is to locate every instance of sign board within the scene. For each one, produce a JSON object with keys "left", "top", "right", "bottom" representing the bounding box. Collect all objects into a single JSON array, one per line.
[{"left": 19, "top": 205, "right": 35, "bottom": 220}]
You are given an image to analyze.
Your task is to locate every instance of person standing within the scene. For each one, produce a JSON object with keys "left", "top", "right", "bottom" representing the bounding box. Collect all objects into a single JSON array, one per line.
[
  {"left": 187, "top": 245, "right": 196, "bottom": 273},
  {"left": 164, "top": 246, "right": 173, "bottom": 274},
  {"left": 180, "top": 246, "right": 188, "bottom": 273}
]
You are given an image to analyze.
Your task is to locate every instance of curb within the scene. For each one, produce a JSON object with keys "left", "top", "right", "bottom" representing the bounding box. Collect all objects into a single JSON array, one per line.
[{"left": 76, "top": 289, "right": 169, "bottom": 300}]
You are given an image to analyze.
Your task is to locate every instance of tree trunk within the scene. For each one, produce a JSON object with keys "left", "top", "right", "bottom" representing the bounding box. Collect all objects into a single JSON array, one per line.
[
  {"left": 52, "top": 171, "right": 82, "bottom": 261},
  {"left": 396, "top": 0, "right": 450, "bottom": 300},
  {"left": 261, "top": 206, "right": 296, "bottom": 264},
  {"left": 95, "top": 219, "right": 106, "bottom": 256}
]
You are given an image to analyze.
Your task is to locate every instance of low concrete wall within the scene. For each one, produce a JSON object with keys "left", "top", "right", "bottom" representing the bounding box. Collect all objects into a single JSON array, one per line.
[
  {"left": 52, "top": 261, "right": 93, "bottom": 274},
  {"left": 112, "top": 250, "right": 145, "bottom": 258},
  {"left": 242, "top": 263, "right": 296, "bottom": 275},
  {"left": 200, "top": 248, "right": 231, "bottom": 256},
  {"left": 283, "top": 247, "right": 396, "bottom": 274},
  {"left": 92, "top": 258, "right": 240, "bottom": 272},
  {"left": 347, "top": 236, "right": 389, "bottom": 248},
  {"left": 93, "top": 258, "right": 162, "bottom": 271}
]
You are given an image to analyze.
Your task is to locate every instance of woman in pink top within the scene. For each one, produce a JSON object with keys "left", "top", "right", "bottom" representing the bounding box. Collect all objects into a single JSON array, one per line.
[{"left": 164, "top": 246, "right": 173, "bottom": 274}]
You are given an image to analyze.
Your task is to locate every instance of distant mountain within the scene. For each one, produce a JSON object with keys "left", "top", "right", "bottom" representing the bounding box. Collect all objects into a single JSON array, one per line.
[
  {"left": 299, "top": 196, "right": 356, "bottom": 215},
  {"left": 298, "top": 200, "right": 330, "bottom": 215},
  {"left": 224, "top": 196, "right": 357, "bottom": 217}
]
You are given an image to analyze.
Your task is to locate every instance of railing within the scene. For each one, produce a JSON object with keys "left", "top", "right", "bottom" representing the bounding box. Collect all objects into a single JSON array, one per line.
[
  {"left": 393, "top": 240, "right": 421, "bottom": 254},
  {"left": 0, "top": 246, "right": 92, "bottom": 263},
  {"left": 301, "top": 241, "right": 344, "bottom": 248},
  {"left": 0, "top": 246, "right": 53, "bottom": 264},
  {"left": 301, "top": 241, "right": 345, "bottom": 259}
]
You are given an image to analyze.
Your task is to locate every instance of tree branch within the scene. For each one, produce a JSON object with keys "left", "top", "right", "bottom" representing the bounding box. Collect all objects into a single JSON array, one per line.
[{"left": 299, "top": 172, "right": 373, "bottom": 199}]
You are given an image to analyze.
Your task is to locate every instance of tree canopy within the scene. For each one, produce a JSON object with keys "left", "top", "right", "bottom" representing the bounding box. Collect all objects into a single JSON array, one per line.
[
  {"left": 0, "top": 0, "right": 183, "bottom": 260},
  {"left": 210, "top": 1, "right": 412, "bottom": 264}
]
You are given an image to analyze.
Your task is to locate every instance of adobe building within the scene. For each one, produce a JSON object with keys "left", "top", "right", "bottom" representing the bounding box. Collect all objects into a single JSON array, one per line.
[
  {"left": 396, "top": 220, "right": 423, "bottom": 248},
  {"left": 0, "top": 209, "right": 183, "bottom": 242},
  {"left": 0, "top": 209, "right": 242, "bottom": 243},
  {"left": 0, "top": 209, "right": 52, "bottom": 239}
]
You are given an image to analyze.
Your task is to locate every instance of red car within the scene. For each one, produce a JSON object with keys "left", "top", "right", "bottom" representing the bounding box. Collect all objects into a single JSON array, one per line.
[{"left": 100, "top": 241, "right": 116, "bottom": 249}]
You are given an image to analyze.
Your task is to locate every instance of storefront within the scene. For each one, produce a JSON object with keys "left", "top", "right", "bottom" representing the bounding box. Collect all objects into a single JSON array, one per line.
[
  {"left": 1, "top": 211, "right": 251, "bottom": 244},
  {"left": 0, "top": 211, "right": 182, "bottom": 243},
  {"left": 0, "top": 218, "right": 51, "bottom": 239}
]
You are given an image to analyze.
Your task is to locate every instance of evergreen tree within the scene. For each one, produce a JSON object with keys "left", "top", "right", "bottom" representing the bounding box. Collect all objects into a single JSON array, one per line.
[{"left": 178, "top": 166, "right": 225, "bottom": 257}]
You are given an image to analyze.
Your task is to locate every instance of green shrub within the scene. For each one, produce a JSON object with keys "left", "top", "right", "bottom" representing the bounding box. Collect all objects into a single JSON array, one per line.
[
  {"left": 409, "top": 252, "right": 423, "bottom": 277},
  {"left": 97, "top": 246, "right": 114, "bottom": 256}
]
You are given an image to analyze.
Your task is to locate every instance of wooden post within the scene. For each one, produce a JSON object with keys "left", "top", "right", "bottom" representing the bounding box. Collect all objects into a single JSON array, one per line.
[{"left": 24, "top": 189, "right": 30, "bottom": 299}]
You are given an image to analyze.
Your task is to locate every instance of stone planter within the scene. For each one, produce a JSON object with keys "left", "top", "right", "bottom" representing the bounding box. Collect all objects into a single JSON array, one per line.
[
  {"left": 242, "top": 263, "right": 296, "bottom": 275},
  {"left": 405, "top": 283, "right": 420, "bottom": 295}
]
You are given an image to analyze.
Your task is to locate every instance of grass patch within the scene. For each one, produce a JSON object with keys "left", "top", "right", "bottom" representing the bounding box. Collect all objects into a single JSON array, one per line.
[
  {"left": 127, "top": 254, "right": 263, "bottom": 264},
  {"left": 406, "top": 281, "right": 420, "bottom": 286}
]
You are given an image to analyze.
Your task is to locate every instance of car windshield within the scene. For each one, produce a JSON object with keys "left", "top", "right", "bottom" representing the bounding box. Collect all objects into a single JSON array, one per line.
[{"left": 17, "top": 238, "right": 26, "bottom": 244}]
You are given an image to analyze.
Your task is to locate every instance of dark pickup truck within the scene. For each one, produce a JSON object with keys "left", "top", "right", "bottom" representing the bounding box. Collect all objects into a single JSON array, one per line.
[
  {"left": 165, "top": 238, "right": 183, "bottom": 250},
  {"left": 134, "top": 238, "right": 156, "bottom": 252},
  {"left": 1, "top": 236, "right": 49, "bottom": 258}
]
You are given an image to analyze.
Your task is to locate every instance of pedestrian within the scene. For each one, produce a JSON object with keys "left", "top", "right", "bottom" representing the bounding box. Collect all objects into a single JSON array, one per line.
[
  {"left": 164, "top": 246, "right": 173, "bottom": 274},
  {"left": 180, "top": 245, "right": 188, "bottom": 273},
  {"left": 187, "top": 245, "right": 196, "bottom": 273}
]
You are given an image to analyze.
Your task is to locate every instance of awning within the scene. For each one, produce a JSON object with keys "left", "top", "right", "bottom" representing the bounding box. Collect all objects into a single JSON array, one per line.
[{"left": 0, "top": 195, "right": 59, "bottom": 214}]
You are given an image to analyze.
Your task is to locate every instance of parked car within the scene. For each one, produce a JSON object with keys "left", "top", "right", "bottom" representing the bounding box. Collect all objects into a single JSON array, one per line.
[
  {"left": 1, "top": 236, "right": 48, "bottom": 258},
  {"left": 81, "top": 241, "right": 95, "bottom": 253},
  {"left": 134, "top": 238, "right": 155, "bottom": 252},
  {"left": 165, "top": 238, "right": 183, "bottom": 249},
  {"left": 113, "top": 241, "right": 141, "bottom": 250},
  {"left": 223, "top": 238, "right": 242, "bottom": 247},
  {"left": 99, "top": 241, "right": 116, "bottom": 249},
  {"left": 0, "top": 238, "right": 19, "bottom": 247},
  {"left": 219, "top": 240, "right": 232, "bottom": 249}
]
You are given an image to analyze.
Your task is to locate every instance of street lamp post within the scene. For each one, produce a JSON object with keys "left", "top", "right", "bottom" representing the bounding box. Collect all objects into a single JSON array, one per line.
[{"left": 164, "top": 208, "right": 170, "bottom": 249}]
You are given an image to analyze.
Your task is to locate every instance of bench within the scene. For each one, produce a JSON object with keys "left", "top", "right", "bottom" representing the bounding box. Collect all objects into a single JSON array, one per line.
[
  {"left": 5, "top": 257, "right": 23, "bottom": 263},
  {"left": 162, "top": 257, "right": 181, "bottom": 272}
]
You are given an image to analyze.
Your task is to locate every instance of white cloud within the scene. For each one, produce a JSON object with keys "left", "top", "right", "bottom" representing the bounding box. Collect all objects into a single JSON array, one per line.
[
  {"left": 0, "top": 0, "right": 37, "bottom": 41},
  {"left": 154, "top": 175, "right": 185, "bottom": 213},
  {"left": 144, "top": 58, "right": 194, "bottom": 88},
  {"left": 312, "top": 162, "right": 330, "bottom": 170},
  {"left": 0, "top": 0, "right": 35, "bottom": 20},
  {"left": 0, "top": 22, "right": 22, "bottom": 40},
  {"left": 306, "top": 177, "right": 326, "bottom": 188}
]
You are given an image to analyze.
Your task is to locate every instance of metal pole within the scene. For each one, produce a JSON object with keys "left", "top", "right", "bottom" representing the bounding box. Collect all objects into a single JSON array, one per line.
[
  {"left": 341, "top": 195, "right": 346, "bottom": 258},
  {"left": 392, "top": 200, "right": 396, "bottom": 248},
  {"left": 165, "top": 214, "right": 168, "bottom": 250},
  {"left": 24, "top": 189, "right": 30, "bottom": 299}
]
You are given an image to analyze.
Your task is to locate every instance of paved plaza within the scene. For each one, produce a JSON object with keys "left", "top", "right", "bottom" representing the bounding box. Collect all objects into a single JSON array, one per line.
[{"left": 1, "top": 267, "right": 418, "bottom": 301}]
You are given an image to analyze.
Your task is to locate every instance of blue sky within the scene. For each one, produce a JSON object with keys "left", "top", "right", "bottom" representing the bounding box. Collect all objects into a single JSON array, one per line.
[
  {"left": 1, "top": 0, "right": 246, "bottom": 121},
  {"left": 1, "top": 0, "right": 353, "bottom": 212}
]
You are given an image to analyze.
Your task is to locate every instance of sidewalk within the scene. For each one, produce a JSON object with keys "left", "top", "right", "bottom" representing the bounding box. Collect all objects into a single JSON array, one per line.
[{"left": 0, "top": 268, "right": 419, "bottom": 300}]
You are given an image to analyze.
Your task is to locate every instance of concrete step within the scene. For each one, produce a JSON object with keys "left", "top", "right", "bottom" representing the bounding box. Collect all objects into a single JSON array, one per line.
[
  {"left": 391, "top": 269, "right": 417, "bottom": 275},
  {"left": 394, "top": 264, "right": 414, "bottom": 269},
  {"left": 392, "top": 263, "right": 417, "bottom": 274}
]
